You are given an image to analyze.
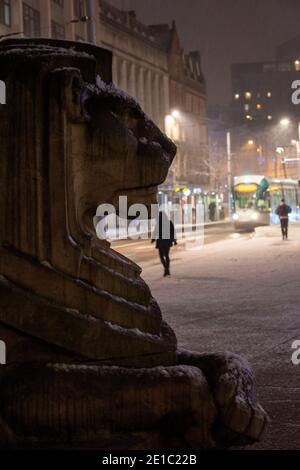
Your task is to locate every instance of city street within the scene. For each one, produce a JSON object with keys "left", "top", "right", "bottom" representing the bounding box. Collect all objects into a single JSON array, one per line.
[
  {"left": 114, "top": 223, "right": 300, "bottom": 450},
  {"left": 2, "top": 0, "right": 300, "bottom": 457},
  {"left": 112, "top": 221, "right": 247, "bottom": 265}
]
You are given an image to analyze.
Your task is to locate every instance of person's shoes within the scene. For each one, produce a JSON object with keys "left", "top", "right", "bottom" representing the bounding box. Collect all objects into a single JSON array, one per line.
[{"left": 163, "top": 270, "right": 168, "bottom": 277}]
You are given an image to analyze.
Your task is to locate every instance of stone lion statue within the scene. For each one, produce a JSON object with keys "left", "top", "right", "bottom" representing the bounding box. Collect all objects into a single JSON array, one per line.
[{"left": 0, "top": 39, "right": 267, "bottom": 449}]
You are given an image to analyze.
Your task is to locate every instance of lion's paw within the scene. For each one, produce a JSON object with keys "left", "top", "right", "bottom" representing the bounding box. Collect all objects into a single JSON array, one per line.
[{"left": 177, "top": 350, "right": 269, "bottom": 446}]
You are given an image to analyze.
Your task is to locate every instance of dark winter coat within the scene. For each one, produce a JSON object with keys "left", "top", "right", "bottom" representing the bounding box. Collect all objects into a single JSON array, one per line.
[
  {"left": 152, "top": 213, "right": 177, "bottom": 249},
  {"left": 275, "top": 203, "right": 292, "bottom": 218}
]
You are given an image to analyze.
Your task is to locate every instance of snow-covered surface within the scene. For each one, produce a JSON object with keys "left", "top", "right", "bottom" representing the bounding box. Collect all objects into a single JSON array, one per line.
[
  {"left": 0, "top": 44, "right": 92, "bottom": 59},
  {"left": 139, "top": 223, "right": 300, "bottom": 449},
  {"left": 84, "top": 75, "right": 144, "bottom": 116},
  {"left": 49, "top": 363, "right": 206, "bottom": 382}
]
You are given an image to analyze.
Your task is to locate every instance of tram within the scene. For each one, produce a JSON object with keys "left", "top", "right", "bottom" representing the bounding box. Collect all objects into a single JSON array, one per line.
[{"left": 232, "top": 175, "right": 300, "bottom": 230}]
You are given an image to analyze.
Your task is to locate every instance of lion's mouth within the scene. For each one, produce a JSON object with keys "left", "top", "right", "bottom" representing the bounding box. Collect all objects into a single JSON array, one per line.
[{"left": 113, "top": 185, "right": 159, "bottom": 207}]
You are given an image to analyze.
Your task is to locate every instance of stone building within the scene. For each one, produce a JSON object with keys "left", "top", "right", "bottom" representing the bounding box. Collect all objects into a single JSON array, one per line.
[
  {"left": 151, "top": 21, "right": 209, "bottom": 206},
  {"left": 0, "top": 0, "right": 210, "bottom": 199},
  {"left": 230, "top": 58, "right": 300, "bottom": 179},
  {"left": 99, "top": 1, "right": 169, "bottom": 131}
]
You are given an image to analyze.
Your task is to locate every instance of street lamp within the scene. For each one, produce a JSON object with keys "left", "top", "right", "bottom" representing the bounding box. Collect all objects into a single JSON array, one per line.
[
  {"left": 226, "top": 131, "right": 232, "bottom": 218},
  {"left": 279, "top": 116, "right": 300, "bottom": 163},
  {"left": 279, "top": 118, "right": 291, "bottom": 127},
  {"left": 171, "top": 109, "right": 180, "bottom": 119}
]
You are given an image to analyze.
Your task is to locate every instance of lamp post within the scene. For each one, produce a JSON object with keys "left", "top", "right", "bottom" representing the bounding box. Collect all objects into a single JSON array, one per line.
[
  {"left": 278, "top": 117, "right": 300, "bottom": 178},
  {"left": 226, "top": 131, "right": 232, "bottom": 217}
]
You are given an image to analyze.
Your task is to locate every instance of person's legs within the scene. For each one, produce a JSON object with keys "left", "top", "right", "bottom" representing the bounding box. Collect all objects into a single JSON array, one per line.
[
  {"left": 158, "top": 247, "right": 166, "bottom": 269},
  {"left": 284, "top": 219, "right": 289, "bottom": 239},
  {"left": 280, "top": 219, "right": 285, "bottom": 239},
  {"left": 165, "top": 246, "right": 170, "bottom": 275}
]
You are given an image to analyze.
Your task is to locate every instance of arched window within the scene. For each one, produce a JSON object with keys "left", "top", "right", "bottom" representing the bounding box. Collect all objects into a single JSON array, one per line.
[{"left": 0, "top": 80, "right": 6, "bottom": 104}]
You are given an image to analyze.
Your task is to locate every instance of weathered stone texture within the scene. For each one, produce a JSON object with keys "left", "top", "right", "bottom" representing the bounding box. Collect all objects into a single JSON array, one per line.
[{"left": 0, "top": 39, "right": 267, "bottom": 449}]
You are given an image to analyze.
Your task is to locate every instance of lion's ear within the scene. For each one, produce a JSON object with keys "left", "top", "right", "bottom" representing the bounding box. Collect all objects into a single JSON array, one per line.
[{"left": 61, "top": 69, "right": 87, "bottom": 122}]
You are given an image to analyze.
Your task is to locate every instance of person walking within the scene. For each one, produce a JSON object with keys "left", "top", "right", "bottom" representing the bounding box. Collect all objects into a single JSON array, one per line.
[
  {"left": 275, "top": 199, "right": 291, "bottom": 240},
  {"left": 152, "top": 211, "right": 177, "bottom": 276},
  {"left": 208, "top": 201, "right": 216, "bottom": 222}
]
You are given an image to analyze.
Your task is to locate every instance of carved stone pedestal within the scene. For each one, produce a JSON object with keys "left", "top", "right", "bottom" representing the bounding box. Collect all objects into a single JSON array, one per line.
[{"left": 0, "top": 39, "right": 267, "bottom": 449}]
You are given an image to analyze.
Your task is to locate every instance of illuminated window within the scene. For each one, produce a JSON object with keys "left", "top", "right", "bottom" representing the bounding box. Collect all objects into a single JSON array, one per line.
[
  {"left": 0, "top": 0, "right": 10, "bottom": 26},
  {"left": 244, "top": 104, "right": 250, "bottom": 111},
  {"left": 0, "top": 80, "right": 6, "bottom": 104},
  {"left": 267, "top": 91, "right": 272, "bottom": 98},
  {"left": 256, "top": 103, "right": 262, "bottom": 110},
  {"left": 295, "top": 60, "right": 300, "bottom": 72},
  {"left": 234, "top": 93, "right": 240, "bottom": 100},
  {"left": 245, "top": 91, "right": 252, "bottom": 100}
]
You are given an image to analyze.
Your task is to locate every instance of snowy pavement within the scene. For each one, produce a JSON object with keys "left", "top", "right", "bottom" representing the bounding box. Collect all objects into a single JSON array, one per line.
[{"left": 138, "top": 223, "right": 300, "bottom": 450}]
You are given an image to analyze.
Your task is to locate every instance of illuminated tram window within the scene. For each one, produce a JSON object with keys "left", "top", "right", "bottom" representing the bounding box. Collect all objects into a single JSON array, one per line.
[{"left": 0, "top": 80, "right": 6, "bottom": 104}]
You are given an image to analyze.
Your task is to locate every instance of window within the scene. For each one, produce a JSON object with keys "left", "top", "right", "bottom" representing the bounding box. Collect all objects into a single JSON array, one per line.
[
  {"left": 74, "top": 0, "right": 84, "bottom": 18},
  {"left": 294, "top": 60, "right": 300, "bottom": 72},
  {"left": 23, "top": 3, "right": 40, "bottom": 37},
  {"left": 51, "top": 20, "right": 65, "bottom": 39},
  {"left": 0, "top": 80, "right": 6, "bottom": 104},
  {"left": 0, "top": 0, "right": 11, "bottom": 26},
  {"left": 278, "top": 62, "right": 291, "bottom": 72},
  {"left": 52, "top": 0, "right": 64, "bottom": 6}
]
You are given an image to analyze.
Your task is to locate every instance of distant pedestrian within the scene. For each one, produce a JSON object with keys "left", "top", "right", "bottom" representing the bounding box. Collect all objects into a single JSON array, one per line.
[
  {"left": 152, "top": 211, "right": 177, "bottom": 276},
  {"left": 208, "top": 201, "right": 216, "bottom": 222},
  {"left": 275, "top": 199, "right": 291, "bottom": 240}
]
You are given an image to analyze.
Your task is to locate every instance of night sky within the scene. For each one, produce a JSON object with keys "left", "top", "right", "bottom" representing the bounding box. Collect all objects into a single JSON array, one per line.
[{"left": 108, "top": 0, "right": 300, "bottom": 106}]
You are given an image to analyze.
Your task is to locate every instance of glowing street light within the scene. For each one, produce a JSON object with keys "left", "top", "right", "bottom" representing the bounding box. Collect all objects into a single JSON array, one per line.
[
  {"left": 280, "top": 118, "right": 290, "bottom": 126},
  {"left": 171, "top": 109, "right": 180, "bottom": 119},
  {"left": 247, "top": 139, "right": 254, "bottom": 145}
]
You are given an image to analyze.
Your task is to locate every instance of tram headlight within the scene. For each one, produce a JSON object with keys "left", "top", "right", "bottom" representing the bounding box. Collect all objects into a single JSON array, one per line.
[
  {"left": 233, "top": 213, "right": 239, "bottom": 220},
  {"left": 251, "top": 212, "right": 259, "bottom": 220}
]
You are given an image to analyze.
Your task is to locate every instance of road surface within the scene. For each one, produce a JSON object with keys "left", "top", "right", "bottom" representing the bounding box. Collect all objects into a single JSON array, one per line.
[
  {"left": 112, "top": 222, "right": 249, "bottom": 265},
  {"left": 113, "top": 222, "right": 300, "bottom": 450}
]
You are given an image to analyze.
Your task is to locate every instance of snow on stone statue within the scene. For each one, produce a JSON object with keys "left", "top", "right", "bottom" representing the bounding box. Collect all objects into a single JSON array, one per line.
[{"left": 0, "top": 39, "right": 267, "bottom": 449}]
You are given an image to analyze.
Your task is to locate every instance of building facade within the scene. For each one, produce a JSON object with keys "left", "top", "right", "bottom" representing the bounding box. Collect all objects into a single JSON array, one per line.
[
  {"left": 231, "top": 60, "right": 300, "bottom": 124},
  {"left": 0, "top": 0, "right": 211, "bottom": 204},
  {"left": 276, "top": 33, "right": 300, "bottom": 62},
  {"left": 151, "top": 22, "right": 209, "bottom": 196},
  {"left": 229, "top": 59, "right": 300, "bottom": 180},
  {"left": 99, "top": 1, "right": 169, "bottom": 131}
]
